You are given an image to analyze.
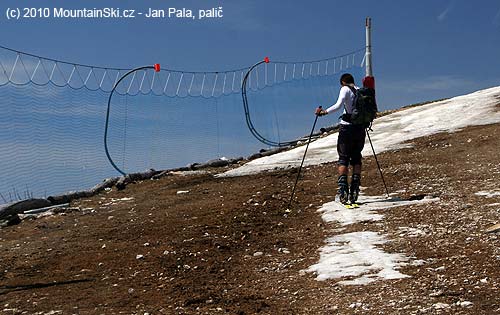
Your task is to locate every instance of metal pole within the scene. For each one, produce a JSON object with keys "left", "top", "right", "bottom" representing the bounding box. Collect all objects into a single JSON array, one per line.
[
  {"left": 104, "top": 65, "right": 157, "bottom": 176},
  {"left": 286, "top": 112, "right": 320, "bottom": 210},
  {"left": 366, "top": 129, "right": 389, "bottom": 198},
  {"left": 365, "top": 17, "right": 373, "bottom": 77}
]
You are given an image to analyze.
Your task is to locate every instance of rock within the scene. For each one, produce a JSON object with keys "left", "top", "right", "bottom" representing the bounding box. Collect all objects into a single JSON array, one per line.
[
  {"left": 429, "top": 290, "right": 443, "bottom": 297},
  {"left": 458, "top": 301, "right": 473, "bottom": 307},
  {"left": 48, "top": 190, "right": 94, "bottom": 205},
  {"left": 247, "top": 153, "right": 263, "bottom": 160},
  {"left": 0, "top": 199, "right": 52, "bottom": 220},
  {"left": 278, "top": 248, "right": 290, "bottom": 254},
  {"left": 187, "top": 163, "right": 200, "bottom": 170},
  {"left": 197, "top": 158, "right": 230, "bottom": 168},
  {"left": 116, "top": 169, "right": 159, "bottom": 190},
  {"left": 349, "top": 302, "right": 363, "bottom": 309},
  {"left": 90, "top": 177, "right": 119, "bottom": 194},
  {"left": 136, "top": 254, "right": 144, "bottom": 260},
  {"left": 0, "top": 214, "right": 21, "bottom": 227},
  {"left": 485, "top": 223, "right": 500, "bottom": 234},
  {"left": 253, "top": 251, "right": 264, "bottom": 257},
  {"left": 433, "top": 303, "right": 450, "bottom": 309},
  {"left": 151, "top": 170, "right": 171, "bottom": 180}
]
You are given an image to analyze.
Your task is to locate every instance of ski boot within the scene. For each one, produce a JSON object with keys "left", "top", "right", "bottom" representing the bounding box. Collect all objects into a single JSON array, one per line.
[
  {"left": 338, "top": 175, "right": 349, "bottom": 204},
  {"left": 349, "top": 174, "right": 361, "bottom": 204}
]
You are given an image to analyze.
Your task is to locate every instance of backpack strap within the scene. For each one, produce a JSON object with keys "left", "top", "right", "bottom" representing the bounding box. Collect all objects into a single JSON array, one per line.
[
  {"left": 345, "top": 85, "right": 358, "bottom": 114},
  {"left": 341, "top": 85, "right": 357, "bottom": 122},
  {"left": 346, "top": 85, "right": 357, "bottom": 96}
]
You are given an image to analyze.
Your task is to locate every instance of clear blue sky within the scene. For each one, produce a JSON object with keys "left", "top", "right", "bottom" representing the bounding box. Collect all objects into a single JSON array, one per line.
[
  {"left": 1, "top": 0, "right": 500, "bottom": 109},
  {"left": 1, "top": 0, "right": 500, "bottom": 198}
]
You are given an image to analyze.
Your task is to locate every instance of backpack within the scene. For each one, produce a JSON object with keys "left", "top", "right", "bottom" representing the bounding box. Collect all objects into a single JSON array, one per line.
[{"left": 343, "top": 86, "right": 378, "bottom": 128}]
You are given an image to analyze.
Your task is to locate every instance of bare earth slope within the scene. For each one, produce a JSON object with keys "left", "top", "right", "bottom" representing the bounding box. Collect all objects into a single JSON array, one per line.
[{"left": 1, "top": 109, "right": 500, "bottom": 314}]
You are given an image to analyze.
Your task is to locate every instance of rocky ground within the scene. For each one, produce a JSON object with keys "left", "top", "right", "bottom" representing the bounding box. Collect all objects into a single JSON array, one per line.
[{"left": 0, "top": 120, "right": 499, "bottom": 314}]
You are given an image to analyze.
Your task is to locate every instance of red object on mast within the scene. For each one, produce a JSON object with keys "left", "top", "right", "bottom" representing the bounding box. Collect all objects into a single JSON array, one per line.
[
  {"left": 154, "top": 64, "right": 161, "bottom": 72},
  {"left": 264, "top": 57, "right": 270, "bottom": 63},
  {"left": 362, "top": 76, "right": 375, "bottom": 89}
]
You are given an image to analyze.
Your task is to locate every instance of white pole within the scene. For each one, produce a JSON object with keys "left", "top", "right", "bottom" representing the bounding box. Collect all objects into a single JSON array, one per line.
[{"left": 365, "top": 17, "right": 373, "bottom": 77}]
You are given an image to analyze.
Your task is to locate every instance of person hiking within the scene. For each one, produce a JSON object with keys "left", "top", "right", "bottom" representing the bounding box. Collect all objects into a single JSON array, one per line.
[{"left": 315, "top": 73, "right": 366, "bottom": 204}]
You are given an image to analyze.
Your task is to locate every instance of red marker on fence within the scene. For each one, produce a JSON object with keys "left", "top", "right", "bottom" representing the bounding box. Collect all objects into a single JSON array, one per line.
[
  {"left": 264, "top": 57, "right": 270, "bottom": 63},
  {"left": 154, "top": 64, "right": 161, "bottom": 72}
]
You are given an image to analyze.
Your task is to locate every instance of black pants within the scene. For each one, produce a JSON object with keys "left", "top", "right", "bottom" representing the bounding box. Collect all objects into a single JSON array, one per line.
[{"left": 337, "top": 124, "right": 366, "bottom": 167}]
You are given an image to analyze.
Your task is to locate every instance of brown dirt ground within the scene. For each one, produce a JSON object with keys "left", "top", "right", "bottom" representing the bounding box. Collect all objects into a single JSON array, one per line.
[{"left": 1, "top": 121, "right": 499, "bottom": 315}]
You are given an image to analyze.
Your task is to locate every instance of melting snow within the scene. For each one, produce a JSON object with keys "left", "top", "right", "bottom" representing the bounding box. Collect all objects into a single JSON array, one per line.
[
  {"left": 306, "top": 231, "right": 409, "bottom": 285},
  {"left": 306, "top": 195, "right": 439, "bottom": 285},
  {"left": 221, "top": 87, "right": 500, "bottom": 177},
  {"left": 475, "top": 191, "right": 500, "bottom": 198},
  {"left": 318, "top": 195, "right": 439, "bottom": 226},
  {"left": 111, "top": 197, "right": 134, "bottom": 202}
]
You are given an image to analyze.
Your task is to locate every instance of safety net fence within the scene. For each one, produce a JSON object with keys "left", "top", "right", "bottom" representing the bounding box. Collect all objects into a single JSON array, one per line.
[{"left": 0, "top": 45, "right": 364, "bottom": 201}]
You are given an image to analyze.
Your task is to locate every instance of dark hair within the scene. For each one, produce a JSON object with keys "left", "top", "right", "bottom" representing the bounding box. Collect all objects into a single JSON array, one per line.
[{"left": 340, "top": 73, "right": 355, "bottom": 85}]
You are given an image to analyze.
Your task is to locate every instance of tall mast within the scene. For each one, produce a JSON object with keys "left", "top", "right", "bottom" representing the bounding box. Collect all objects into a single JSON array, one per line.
[{"left": 365, "top": 17, "right": 373, "bottom": 77}]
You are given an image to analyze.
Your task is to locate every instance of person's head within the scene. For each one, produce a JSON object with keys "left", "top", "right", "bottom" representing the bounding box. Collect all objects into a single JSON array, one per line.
[{"left": 339, "top": 73, "right": 355, "bottom": 86}]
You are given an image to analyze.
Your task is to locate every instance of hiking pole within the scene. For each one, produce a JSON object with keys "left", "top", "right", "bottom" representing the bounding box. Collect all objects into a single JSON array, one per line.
[
  {"left": 286, "top": 108, "right": 321, "bottom": 210},
  {"left": 366, "top": 128, "right": 390, "bottom": 198}
]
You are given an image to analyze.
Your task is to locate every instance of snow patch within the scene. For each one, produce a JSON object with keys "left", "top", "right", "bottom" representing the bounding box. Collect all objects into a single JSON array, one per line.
[
  {"left": 317, "top": 195, "right": 439, "bottom": 226},
  {"left": 221, "top": 87, "right": 500, "bottom": 177},
  {"left": 317, "top": 201, "right": 383, "bottom": 226},
  {"left": 475, "top": 191, "right": 500, "bottom": 198},
  {"left": 306, "top": 194, "right": 438, "bottom": 285},
  {"left": 306, "top": 231, "right": 409, "bottom": 285},
  {"left": 111, "top": 197, "right": 134, "bottom": 202}
]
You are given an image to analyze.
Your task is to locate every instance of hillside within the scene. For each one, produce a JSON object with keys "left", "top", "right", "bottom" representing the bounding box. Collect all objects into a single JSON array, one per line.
[{"left": 1, "top": 87, "right": 500, "bottom": 314}]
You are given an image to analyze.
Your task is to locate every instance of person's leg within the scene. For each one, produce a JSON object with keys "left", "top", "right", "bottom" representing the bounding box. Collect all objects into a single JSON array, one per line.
[
  {"left": 350, "top": 165, "right": 362, "bottom": 203},
  {"left": 352, "top": 164, "right": 362, "bottom": 174},
  {"left": 349, "top": 127, "right": 366, "bottom": 203},
  {"left": 337, "top": 171, "right": 349, "bottom": 203},
  {"left": 338, "top": 164, "right": 349, "bottom": 176},
  {"left": 337, "top": 126, "right": 350, "bottom": 203}
]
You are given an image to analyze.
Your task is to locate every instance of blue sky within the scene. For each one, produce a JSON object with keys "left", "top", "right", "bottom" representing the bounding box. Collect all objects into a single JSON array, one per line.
[
  {"left": 1, "top": 0, "right": 500, "bottom": 198},
  {"left": 1, "top": 0, "right": 499, "bottom": 109}
]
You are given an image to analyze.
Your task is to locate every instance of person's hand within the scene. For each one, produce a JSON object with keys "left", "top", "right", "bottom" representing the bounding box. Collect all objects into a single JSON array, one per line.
[{"left": 315, "top": 106, "right": 327, "bottom": 116}]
